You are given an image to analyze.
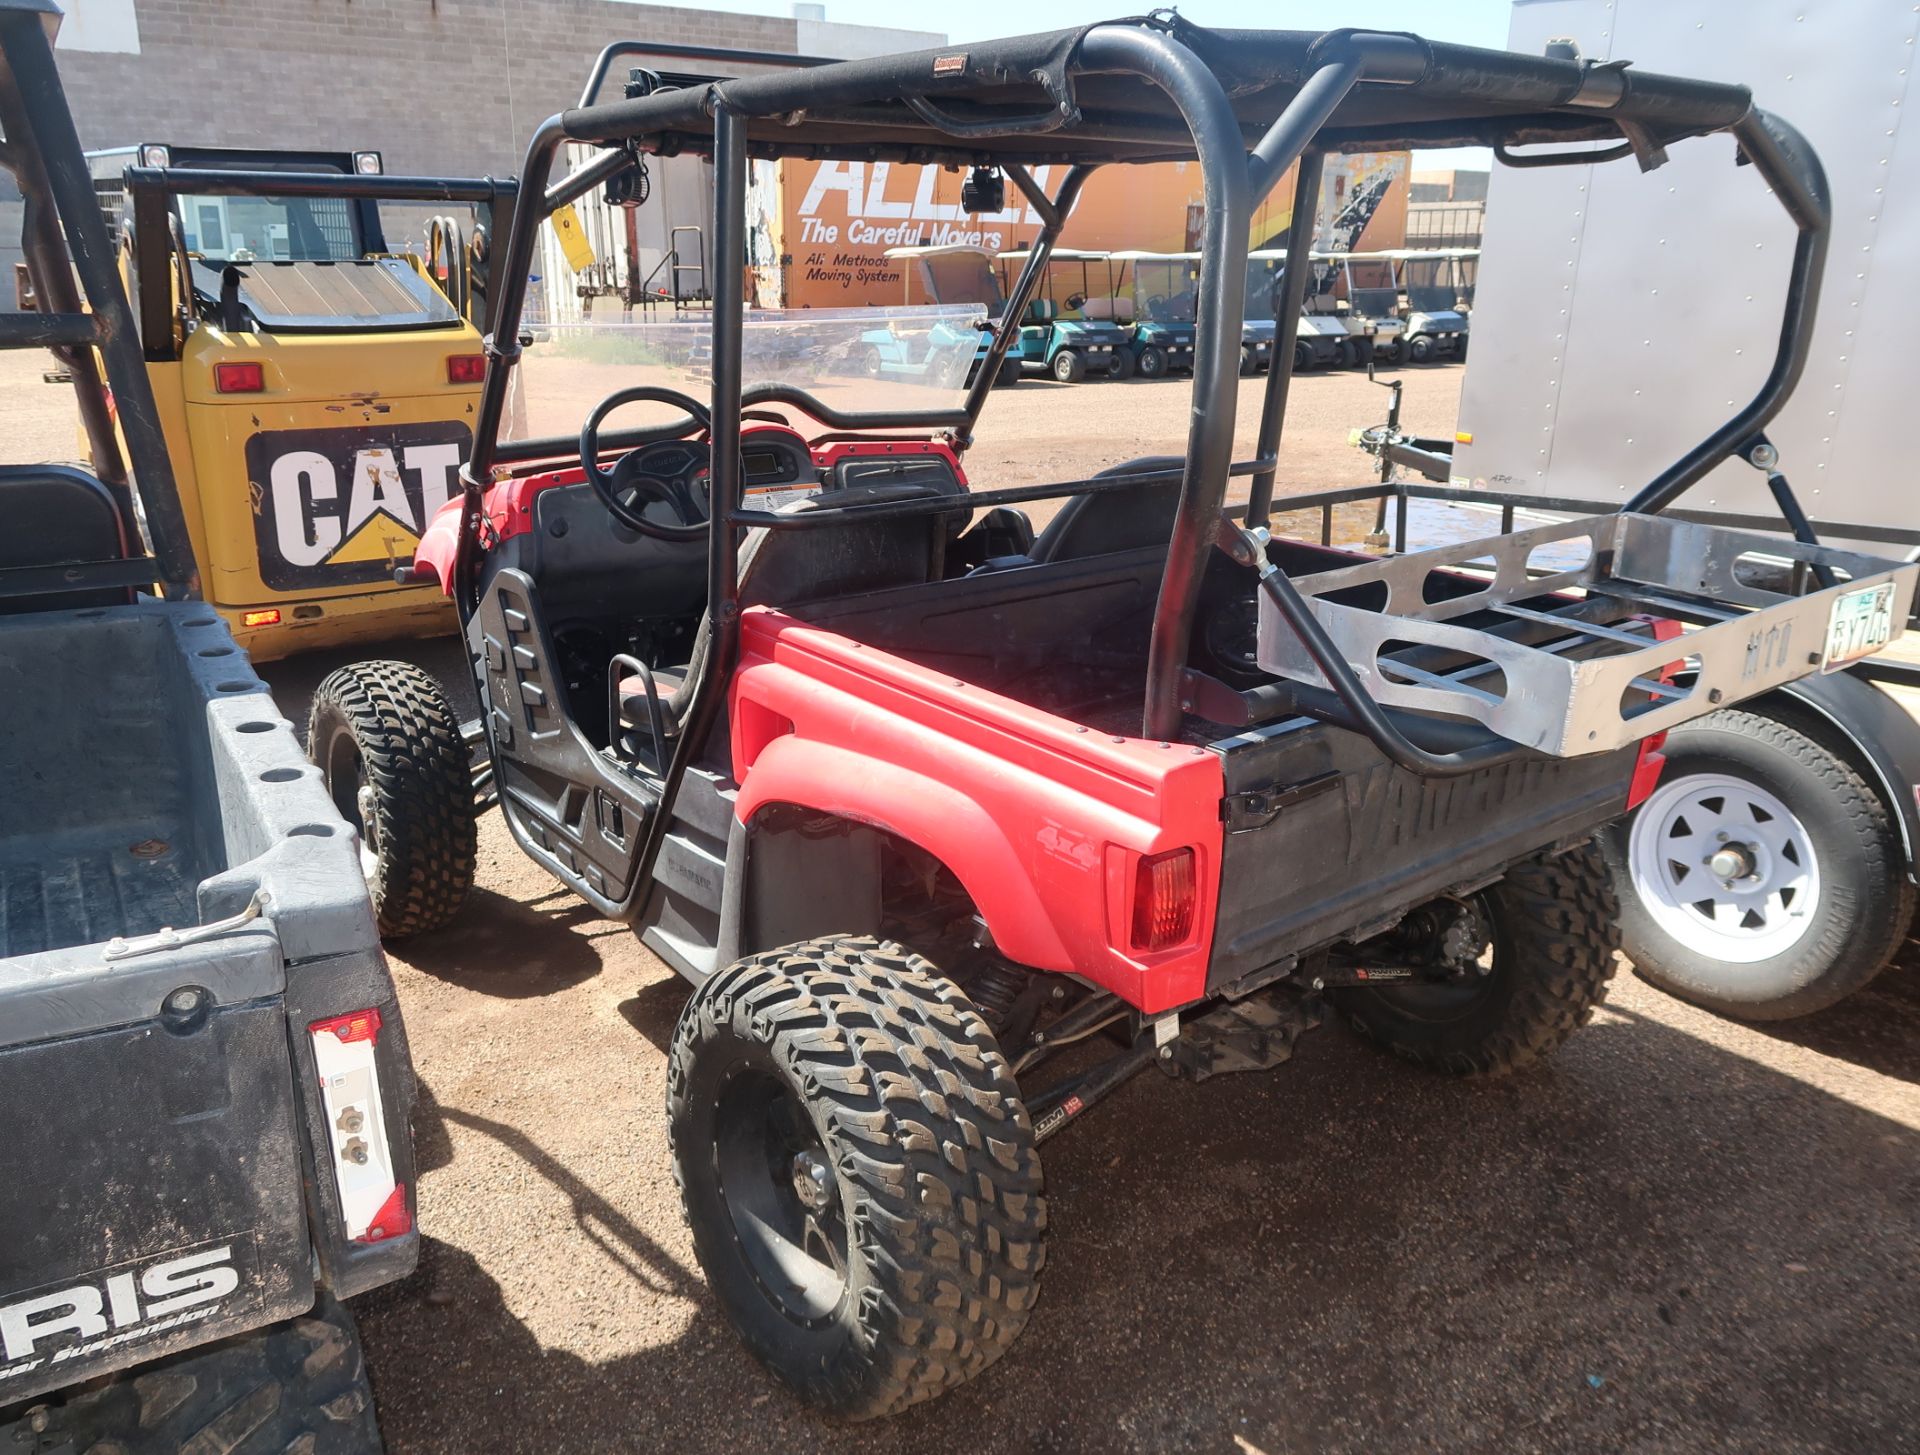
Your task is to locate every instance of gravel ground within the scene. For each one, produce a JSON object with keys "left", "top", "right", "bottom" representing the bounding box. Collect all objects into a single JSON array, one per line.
[{"left": 13, "top": 348, "right": 1920, "bottom": 1452}]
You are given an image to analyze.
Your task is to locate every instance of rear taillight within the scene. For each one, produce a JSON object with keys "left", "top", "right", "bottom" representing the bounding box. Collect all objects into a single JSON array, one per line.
[
  {"left": 213, "top": 361, "right": 264, "bottom": 393},
  {"left": 447, "top": 353, "right": 486, "bottom": 384},
  {"left": 1130, "top": 847, "right": 1197, "bottom": 952},
  {"left": 309, "top": 1009, "right": 406, "bottom": 1244}
]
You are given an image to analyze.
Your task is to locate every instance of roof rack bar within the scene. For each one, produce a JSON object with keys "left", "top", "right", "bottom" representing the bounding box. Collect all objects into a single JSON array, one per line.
[
  {"left": 577, "top": 38, "right": 825, "bottom": 109},
  {"left": 125, "top": 166, "right": 509, "bottom": 204}
]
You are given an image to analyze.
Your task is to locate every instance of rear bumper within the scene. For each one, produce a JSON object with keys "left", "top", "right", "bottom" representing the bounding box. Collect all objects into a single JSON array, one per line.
[{"left": 221, "top": 592, "right": 454, "bottom": 661}]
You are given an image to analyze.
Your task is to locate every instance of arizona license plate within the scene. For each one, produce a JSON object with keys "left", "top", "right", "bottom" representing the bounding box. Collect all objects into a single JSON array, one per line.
[{"left": 1822, "top": 581, "right": 1897, "bottom": 672}]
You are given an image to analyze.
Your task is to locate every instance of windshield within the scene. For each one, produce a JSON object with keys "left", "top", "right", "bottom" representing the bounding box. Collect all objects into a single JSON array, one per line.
[
  {"left": 171, "top": 160, "right": 366, "bottom": 263},
  {"left": 1128, "top": 260, "right": 1195, "bottom": 322},
  {"left": 503, "top": 304, "right": 987, "bottom": 447},
  {"left": 1242, "top": 258, "right": 1283, "bottom": 321},
  {"left": 916, "top": 253, "right": 1003, "bottom": 310}
]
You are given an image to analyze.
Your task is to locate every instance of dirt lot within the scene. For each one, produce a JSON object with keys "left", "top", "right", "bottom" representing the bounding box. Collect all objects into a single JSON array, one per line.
[{"left": 14, "top": 351, "right": 1920, "bottom": 1452}]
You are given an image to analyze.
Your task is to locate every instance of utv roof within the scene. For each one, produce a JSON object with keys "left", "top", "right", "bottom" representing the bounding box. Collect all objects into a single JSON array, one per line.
[{"left": 560, "top": 18, "right": 1754, "bottom": 166}]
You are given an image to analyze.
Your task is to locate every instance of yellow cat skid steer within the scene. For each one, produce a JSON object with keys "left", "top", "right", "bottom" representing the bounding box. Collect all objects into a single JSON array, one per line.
[{"left": 95, "top": 144, "right": 516, "bottom": 658}]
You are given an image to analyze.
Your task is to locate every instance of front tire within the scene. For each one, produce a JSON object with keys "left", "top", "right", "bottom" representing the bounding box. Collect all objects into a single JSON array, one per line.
[
  {"left": 1051, "top": 348, "right": 1085, "bottom": 383},
  {"left": 1107, "top": 347, "right": 1135, "bottom": 381},
  {"left": 668, "top": 936, "right": 1047, "bottom": 1420},
  {"left": 309, "top": 660, "right": 475, "bottom": 939},
  {"left": 1333, "top": 842, "right": 1620, "bottom": 1076},
  {"left": 1408, "top": 334, "right": 1436, "bottom": 364},
  {"left": 1603, "top": 709, "right": 1914, "bottom": 1020},
  {"left": 1384, "top": 335, "right": 1407, "bottom": 365},
  {"left": 1136, "top": 343, "right": 1168, "bottom": 378}
]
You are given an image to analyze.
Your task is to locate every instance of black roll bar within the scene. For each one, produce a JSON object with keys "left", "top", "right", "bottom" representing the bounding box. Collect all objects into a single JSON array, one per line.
[
  {"left": 577, "top": 38, "right": 825, "bottom": 108},
  {"left": 1625, "top": 108, "right": 1829, "bottom": 513},
  {"left": 1245, "top": 148, "right": 1327, "bottom": 527}
]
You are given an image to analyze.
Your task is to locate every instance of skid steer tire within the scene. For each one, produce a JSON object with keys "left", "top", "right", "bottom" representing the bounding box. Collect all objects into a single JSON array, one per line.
[
  {"left": 310, "top": 660, "right": 475, "bottom": 939},
  {"left": 0, "top": 1295, "right": 384, "bottom": 1454},
  {"left": 1333, "top": 841, "right": 1620, "bottom": 1076},
  {"left": 669, "top": 935, "right": 1046, "bottom": 1420}
]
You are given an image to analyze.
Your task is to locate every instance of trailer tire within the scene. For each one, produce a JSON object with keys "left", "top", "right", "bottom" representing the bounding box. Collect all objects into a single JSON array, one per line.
[
  {"left": 0, "top": 1294, "right": 384, "bottom": 1454},
  {"left": 1333, "top": 841, "right": 1620, "bottom": 1076},
  {"left": 1051, "top": 348, "right": 1085, "bottom": 383},
  {"left": 668, "top": 935, "right": 1046, "bottom": 1420},
  {"left": 1107, "top": 347, "right": 1135, "bottom": 381},
  {"left": 1602, "top": 709, "right": 1914, "bottom": 1020},
  {"left": 1136, "top": 343, "right": 1168, "bottom": 378},
  {"left": 310, "top": 660, "right": 475, "bottom": 939}
]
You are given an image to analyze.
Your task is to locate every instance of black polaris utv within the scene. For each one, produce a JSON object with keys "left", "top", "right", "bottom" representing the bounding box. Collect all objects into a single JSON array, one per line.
[{"left": 0, "top": 4, "right": 417, "bottom": 1449}]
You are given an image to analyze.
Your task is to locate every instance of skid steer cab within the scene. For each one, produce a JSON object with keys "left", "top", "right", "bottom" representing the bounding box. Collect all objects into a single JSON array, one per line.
[{"left": 94, "top": 142, "right": 517, "bottom": 659}]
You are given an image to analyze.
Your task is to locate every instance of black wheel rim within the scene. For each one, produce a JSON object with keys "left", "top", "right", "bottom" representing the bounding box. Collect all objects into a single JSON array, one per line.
[
  {"left": 320, "top": 726, "right": 379, "bottom": 886},
  {"left": 712, "top": 1067, "right": 850, "bottom": 1328}
]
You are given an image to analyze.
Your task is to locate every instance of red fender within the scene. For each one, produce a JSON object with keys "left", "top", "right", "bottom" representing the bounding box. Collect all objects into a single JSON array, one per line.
[{"left": 731, "top": 611, "right": 1223, "bottom": 1012}]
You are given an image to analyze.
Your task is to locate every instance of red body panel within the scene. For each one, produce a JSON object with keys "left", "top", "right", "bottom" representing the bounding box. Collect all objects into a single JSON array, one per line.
[{"left": 731, "top": 608, "right": 1225, "bottom": 1013}]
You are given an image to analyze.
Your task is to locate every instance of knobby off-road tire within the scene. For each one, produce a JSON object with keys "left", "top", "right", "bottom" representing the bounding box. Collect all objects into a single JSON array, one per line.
[
  {"left": 309, "top": 660, "right": 475, "bottom": 939},
  {"left": 1602, "top": 709, "right": 1914, "bottom": 1021},
  {"left": 1334, "top": 842, "right": 1621, "bottom": 1076},
  {"left": 0, "top": 1295, "right": 383, "bottom": 1454},
  {"left": 668, "top": 936, "right": 1046, "bottom": 1420}
]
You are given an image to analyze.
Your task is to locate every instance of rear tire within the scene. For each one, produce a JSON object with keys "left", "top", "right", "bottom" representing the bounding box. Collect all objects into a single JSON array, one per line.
[
  {"left": 1602, "top": 709, "right": 1913, "bottom": 1020},
  {"left": 1333, "top": 842, "right": 1620, "bottom": 1076},
  {"left": 309, "top": 660, "right": 475, "bottom": 939},
  {"left": 995, "top": 355, "right": 1022, "bottom": 387},
  {"left": 668, "top": 936, "right": 1046, "bottom": 1420},
  {"left": 0, "top": 1295, "right": 384, "bottom": 1454},
  {"left": 1051, "top": 348, "right": 1085, "bottom": 383},
  {"left": 1241, "top": 344, "right": 1262, "bottom": 375}
]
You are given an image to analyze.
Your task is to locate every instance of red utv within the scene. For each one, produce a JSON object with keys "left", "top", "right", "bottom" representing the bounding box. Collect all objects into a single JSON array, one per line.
[{"left": 312, "top": 20, "right": 1916, "bottom": 1419}]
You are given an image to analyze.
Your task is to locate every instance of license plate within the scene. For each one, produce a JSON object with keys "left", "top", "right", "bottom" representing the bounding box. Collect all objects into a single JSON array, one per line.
[{"left": 1822, "top": 581, "right": 1897, "bottom": 672}]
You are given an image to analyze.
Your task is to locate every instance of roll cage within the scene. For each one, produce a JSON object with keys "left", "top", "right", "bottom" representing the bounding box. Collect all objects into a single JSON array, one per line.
[{"left": 454, "top": 17, "right": 1826, "bottom": 795}]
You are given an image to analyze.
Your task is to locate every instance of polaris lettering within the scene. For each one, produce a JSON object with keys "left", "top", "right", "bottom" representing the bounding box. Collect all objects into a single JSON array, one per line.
[{"left": 0, "top": 1245, "right": 240, "bottom": 1369}]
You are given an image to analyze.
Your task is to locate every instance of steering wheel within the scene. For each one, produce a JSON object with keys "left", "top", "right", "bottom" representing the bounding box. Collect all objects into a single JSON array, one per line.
[{"left": 579, "top": 386, "right": 712, "bottom": 540}]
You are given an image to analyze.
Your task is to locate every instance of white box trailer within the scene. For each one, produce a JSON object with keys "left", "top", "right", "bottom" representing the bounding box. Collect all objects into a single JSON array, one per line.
[{"left": 1444, "top": 0, "right": 1920, "bottom": 1021}]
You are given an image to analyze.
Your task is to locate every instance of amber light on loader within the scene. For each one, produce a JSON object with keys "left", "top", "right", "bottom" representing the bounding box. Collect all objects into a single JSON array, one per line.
[
  {"left": 1131, "top": 847, "right": 1197, "bottom": 952},
  {"left": 240, "top": 608, "right": 282, "bottom": 628}
]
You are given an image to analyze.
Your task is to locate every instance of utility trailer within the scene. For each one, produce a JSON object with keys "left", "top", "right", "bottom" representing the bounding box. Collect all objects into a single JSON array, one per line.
[
  {"left": 1446, "top": 0, "right": 1920, "bottom": 1019},
  {"left": 0, "top": 5, "right": 418, "bottom": 1449},
  {"left": 321, "top": 17, "right": 1907, "bottom": 1419}
]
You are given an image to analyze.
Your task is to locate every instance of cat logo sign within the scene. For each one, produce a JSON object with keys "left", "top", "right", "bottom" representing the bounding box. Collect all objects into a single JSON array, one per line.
[{"left": 245, "top": 423, "right": 471, "bottom": 591}]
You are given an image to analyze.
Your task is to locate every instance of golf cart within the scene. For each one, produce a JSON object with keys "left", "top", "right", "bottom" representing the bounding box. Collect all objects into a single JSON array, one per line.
[
  {"left": 880, "top": 243, "right": 1021, "bottom": 388},
  {"left": 1395, "top": 246, "right": 1472, "bottom": 361},
  {"left": 1109, "top": 248, "right": 1198, "bottom": 377},
  {"left": 996, "top": 246, "right": 1133, "bottom": 380},
  {"left": 1245, "top": 249, "right": 1348, "bottom": 372},
  {"left": 324, "top": 19, "right": 1910, "bottom": 1419},
  {"left": 0, "top": 5, "right": 417, "bottom": 1448},
  {"left": 1318, "top": 247, "right": 1409, "bottom": 363}
]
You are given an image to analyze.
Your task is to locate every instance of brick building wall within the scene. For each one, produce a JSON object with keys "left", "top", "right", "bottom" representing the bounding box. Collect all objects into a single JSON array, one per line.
[{"left": 10, "top": 0, "right": 936, "bottom": 277}]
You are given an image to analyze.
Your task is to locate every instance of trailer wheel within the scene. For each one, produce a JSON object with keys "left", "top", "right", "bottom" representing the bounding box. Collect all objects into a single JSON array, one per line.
[
  {"left": 1051, "top": 348, "right": 1086, "bottom": 383},
  {"left": 668, "top": 936, "right": 1046, "bottom": 1420},
  {"left": 0, "top": 1294, "right": 384, "bottom": 1454},
  {"left": 1333, "top": 841, "right": 1619, "bottom": 1076},
  {"left": 1408, "top": 334, "right": 1435, "bottom": 364},
  {"left": 1602, "top": 709, "right": 1914, "bottom": 1020},
  {"left": 1136, "top": 343, "right": 1168, "bottom": 378},
  {"left": 1107, "top": 347, "right": 1136, "bottom": 381},
  {"left": 310, "top": 660, "right": 475, "bottom": 939}
]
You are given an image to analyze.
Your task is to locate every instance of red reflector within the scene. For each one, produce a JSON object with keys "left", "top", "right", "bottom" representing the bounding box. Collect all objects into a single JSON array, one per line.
[
  {"left": 355, "top": 1183, "right": 413, "bottom": 1244},
  {"left": 311, "top": 1008, "right": 383, "bottom": 1045},
  {"left": 447, "top": 353, "right": 487, "bottom": 384},
  {"left": 213, "top": 361, "right": 264, "bottom": 393},
  {"left": 240, "top": 607, "right": 282, "bottom": 628},
  {"left": 1627, "top": 731, "right": 1668, "bottom": 811},
  {"left": 1131, "top": 847, "right": 1197, "bottom": 953}
]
